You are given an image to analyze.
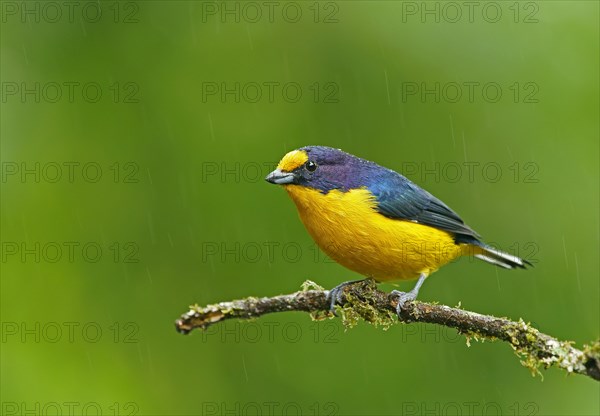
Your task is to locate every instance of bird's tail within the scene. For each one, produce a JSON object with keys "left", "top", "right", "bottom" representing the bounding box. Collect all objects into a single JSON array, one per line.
[{"left": 469, "top": 242, "right": 532, "bottom": 269}]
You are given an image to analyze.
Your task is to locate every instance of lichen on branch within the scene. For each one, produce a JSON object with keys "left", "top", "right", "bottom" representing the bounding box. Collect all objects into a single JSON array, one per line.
[{"left": 175, "top": 279, "right": 600, "bottom": 382}]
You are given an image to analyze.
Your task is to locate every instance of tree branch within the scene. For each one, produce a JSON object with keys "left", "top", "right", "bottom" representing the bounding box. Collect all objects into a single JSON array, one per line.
[{"left": 175, "top": 279, "right": 600, "bottom": 382}]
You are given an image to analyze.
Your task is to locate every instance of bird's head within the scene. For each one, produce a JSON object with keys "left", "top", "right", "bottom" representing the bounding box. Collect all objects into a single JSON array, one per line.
[{"left": 265, "top": 146, "right": 375, "bottom": 193}]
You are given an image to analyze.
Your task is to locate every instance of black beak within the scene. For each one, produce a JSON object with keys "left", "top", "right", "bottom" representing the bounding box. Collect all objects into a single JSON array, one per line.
[{"left": 265, "top": 169, "right": 295, "bottom": 185}]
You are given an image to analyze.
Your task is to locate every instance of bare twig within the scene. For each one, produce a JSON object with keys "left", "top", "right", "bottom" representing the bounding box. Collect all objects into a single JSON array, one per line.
[{"left": 175, "top": 280, "right": 600, "bottom": 382}]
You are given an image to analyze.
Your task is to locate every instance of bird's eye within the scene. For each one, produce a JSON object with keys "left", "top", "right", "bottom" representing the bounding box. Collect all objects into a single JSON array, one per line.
[{"left": 306, "top": 161, "right": 318, "bottom": 172}]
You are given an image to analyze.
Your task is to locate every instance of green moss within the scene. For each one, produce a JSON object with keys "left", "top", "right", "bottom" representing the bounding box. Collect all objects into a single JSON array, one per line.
[
  {"left": 499, "top": 319, "right": 547, "bottom": 378},
  {"left": 338, "top": 290, "right": 397, "bottom": 330},
  {"left": 460, "top": 331, "right": 487, "bottom": 347},
  {"left": 583, "top": 339, "right": 600, "bottom": 359},
  {"left": 339, "top": 304, "right": 361, "bottom": 329},
  {"left": 525, "top": 331, "right": 537, "bottom": 344},
  {"left": 518, "top": 352, "right": 544, "bottom": 379},
  {"left": 310, "top": 309, "right": 331, "bottom": 322},
  {"left": 301, "top": 280, "right": 325, "bottom": 291}
]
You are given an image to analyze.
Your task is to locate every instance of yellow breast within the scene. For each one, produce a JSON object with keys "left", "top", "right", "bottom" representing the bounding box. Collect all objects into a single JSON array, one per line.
[{"left": 284, "top": 185, "right": 465, "bottom": 281}]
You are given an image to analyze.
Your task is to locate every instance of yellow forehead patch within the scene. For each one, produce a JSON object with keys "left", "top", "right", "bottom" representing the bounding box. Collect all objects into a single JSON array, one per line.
[{"left": 277, "top": 150, "right": 308, "bottom": 172}]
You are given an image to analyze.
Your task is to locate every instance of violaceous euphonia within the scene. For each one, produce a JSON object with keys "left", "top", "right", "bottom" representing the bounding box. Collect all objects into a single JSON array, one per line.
[{"left": 265, "top": 146, "right": 531, "bottom": 315}]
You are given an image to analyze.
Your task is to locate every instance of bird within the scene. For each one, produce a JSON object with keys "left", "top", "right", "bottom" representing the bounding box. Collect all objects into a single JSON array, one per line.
[{"left": 265, "top": 146, "right": 531, "bottom": 315}]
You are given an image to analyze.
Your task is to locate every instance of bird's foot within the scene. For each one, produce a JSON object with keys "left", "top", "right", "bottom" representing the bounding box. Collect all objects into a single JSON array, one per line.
[
  {"left": 391, "top": 289, "right": 418, "bottom": 317},
  {"left": 391, "top": 273, "right": 427, "bottom": 318},
  {"left": 327, "top": 279, "right": 369, "bottom": 316}
]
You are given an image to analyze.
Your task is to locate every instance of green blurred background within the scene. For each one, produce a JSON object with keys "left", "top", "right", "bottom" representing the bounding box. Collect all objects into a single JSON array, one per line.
[{"left": 1, "top": 1, "right": 598, "bottom": 415}]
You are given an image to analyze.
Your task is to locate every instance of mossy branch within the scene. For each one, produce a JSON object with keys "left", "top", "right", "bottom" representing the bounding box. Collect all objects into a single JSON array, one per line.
[{"left": 175, "top": 279, "right": 600, "bottom": 382}]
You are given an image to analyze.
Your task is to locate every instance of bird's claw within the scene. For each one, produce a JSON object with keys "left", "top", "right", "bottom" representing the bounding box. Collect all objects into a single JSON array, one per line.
[
  {"left": 391, "top": 289, "right": 417, "bottom": 317},
  {"left": 326, "top": 279, "right": 367, "bottom": 316},
  {"left": 326, "top": 287, "right": 343, "bottom": 316}
]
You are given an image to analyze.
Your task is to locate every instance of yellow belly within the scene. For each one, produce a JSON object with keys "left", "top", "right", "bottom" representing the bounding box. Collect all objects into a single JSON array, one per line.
[{"left": 284, "top": 185, "right": 467, "bottom": 281}]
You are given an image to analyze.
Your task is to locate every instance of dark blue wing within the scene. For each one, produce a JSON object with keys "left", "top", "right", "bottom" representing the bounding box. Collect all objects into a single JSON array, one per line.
[{"left": 367, "top": 170, "right": 481, "bottom": 240}]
